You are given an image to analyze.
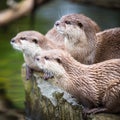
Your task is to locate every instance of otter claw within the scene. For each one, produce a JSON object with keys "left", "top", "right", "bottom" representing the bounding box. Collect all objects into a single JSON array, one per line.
[
  {"left": 82, "top": 107, "right": 107, "bottom": 120},
  {"left": 26, "top": 65, "right": 33, "bottom": 80},
  {"left": 43, "top": 71, "right": 54, "bottom": 80}
]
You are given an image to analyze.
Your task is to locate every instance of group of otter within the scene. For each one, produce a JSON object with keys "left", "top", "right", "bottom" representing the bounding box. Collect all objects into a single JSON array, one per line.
[{"left": 10, "top": 13, "right": 120, "bottom": 116}]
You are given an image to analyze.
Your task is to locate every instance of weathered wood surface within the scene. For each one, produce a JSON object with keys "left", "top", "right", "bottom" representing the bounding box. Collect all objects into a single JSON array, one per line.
[
  {"left": 22, "top": 64, "right": 120, "bottom": 120},
  {"left": 72, "top": 0, "right": 120, "bottom": 8}
]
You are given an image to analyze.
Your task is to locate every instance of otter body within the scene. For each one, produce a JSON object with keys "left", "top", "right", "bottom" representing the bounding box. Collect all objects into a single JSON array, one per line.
[
  {"left": 55, "top": 13, "right": 120, "bottom": 64},
  {"left": 35, "top": 49, "right": 120, "bottom": 114},
  {"left": 95, "top": 28, "right": 120, "bottom": 62}
]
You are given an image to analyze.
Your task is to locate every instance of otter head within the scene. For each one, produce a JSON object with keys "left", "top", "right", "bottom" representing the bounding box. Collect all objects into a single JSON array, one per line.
[
  {"left": 10, "top": 31, "right": 47, "bottom": 56},
  {"left": 35, "top": 50, "right": 73, "bottom": 90},
  {"left": 54, "top": 13, "right": 97, "bottom": 46},
  {"left": 35, "top": 49, "right": 69, "bottom": 76}
]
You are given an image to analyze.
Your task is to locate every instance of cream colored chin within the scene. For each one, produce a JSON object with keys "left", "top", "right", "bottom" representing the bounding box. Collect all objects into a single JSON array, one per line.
[
  {"left": 44, "top": 61, "right": 66, "bottom": 76},
  {"left": 36, "top": 61, "right": 43, "bottom": 70},
  {"left": 20, "top": 40, "right": 42, "bottom": 55},
  {"left": 11, "top": 43, "right": 22, "bottom": 51},
  {"left": 56, "top": 26, "right": 64, "bottom": 34}
]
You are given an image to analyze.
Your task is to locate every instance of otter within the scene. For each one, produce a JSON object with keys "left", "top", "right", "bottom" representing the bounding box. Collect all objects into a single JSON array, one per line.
[
  {"left": 54, "top": 13, "right": 120, "bottom": 64},
  {"left": 10, "top": 30, "right": 63, "bottom": 79},
  {"left": 45, "top": 14, "right": 100, "bottom": 57},
  {"left": 54, "top": 13, "right": 100, "bottom": 64},
  {"left": 45, "top": 27, "right": 65, "bottom": 49},
  {"left": 35, "top": 49, "right": 120, "bottom": 115}
]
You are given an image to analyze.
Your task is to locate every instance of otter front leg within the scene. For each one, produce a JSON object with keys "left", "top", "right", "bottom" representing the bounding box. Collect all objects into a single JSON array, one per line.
[{"left": 26, "top": 65, "right": 33, "bottom": 80}]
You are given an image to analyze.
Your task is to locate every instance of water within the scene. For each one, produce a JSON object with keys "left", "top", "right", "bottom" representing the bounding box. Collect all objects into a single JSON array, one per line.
[{"left": 0, "top": 0, "right": 120, "bottom": 113}]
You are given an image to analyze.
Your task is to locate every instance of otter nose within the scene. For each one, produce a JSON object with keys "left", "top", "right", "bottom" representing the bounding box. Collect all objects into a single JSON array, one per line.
[
  {"left": 55, "top": 21, "right": 60, "bottom": 26},
  {"left": 11, "top": 39, "right": 15, "bottom": 43},
  {"left": 36, "top": 57, "right": 40, "bottom": 61}
]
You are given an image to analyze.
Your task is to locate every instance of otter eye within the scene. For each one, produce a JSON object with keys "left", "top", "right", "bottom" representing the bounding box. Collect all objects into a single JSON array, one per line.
[
  {"left": 32, "top": 39, "right": 38, "bottom": 44},
  {"left": 44, "top": 56, "right": 49, "bottom": 60},
  {"left": 65, "top": 21, "right": 71, "bottom": 25},
  {"left": 78, "top": 22, "right": 83, "bottom": 28},
  {"left": 20, "top": 37, "right": 26, "bottom": 40},
  {"left": 56, "top": 58, "right": 61, "bottom": 64}
]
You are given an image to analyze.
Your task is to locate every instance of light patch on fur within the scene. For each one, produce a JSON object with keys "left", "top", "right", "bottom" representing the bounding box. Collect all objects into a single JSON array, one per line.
[
  {"left": 35, "top": 58, "right": 44, "bottom": 70},
  {"left": 64, "top": 26, "right": 88, "bottom": 52},
  {"left": 10, "top": 42, "right": 22, "bottom": 51},
  {"left": 57, "top": 23, "right": 88, "bottom": 48},
  {"left": 85, "top": 50, "right": 96, "bottom": 64},
  {"left": 64, "top": 37, "right": 74, "bottom": 51},
  {"left": 20, "top": 40, "right": 42, "bottom": 56},
  {"left": 36, "top": 58, "right": 66, "bottom": 76},
  {"left": 55, "top": 26, "right": 64, "bottom": 34},
  {"left": 66, "top": 25, "right": 87, "bottom": 45},
  {"left": 46, "top": 61, "right": 66, "bottom": 76}
]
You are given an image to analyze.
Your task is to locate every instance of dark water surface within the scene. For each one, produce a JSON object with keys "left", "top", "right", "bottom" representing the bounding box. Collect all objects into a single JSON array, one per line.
[{"left": 0, "top": 0, "right": 120, "bottom": 112}]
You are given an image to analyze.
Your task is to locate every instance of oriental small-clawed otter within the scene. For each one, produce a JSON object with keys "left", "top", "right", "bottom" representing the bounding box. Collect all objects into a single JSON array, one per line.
[
  {"left": 54, "top": 13, "right": 120, "bottom": 64},
  {"left": 10, "top": 30, "right": 63, "bottom": 79}
]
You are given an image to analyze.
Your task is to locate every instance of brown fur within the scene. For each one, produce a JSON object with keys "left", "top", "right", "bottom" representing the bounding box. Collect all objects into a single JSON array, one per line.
[
  {"left": 35, "top": 49, "right": 120, "bottom": 114},
  {"left": 95, "top": 28, "right": 120, "bottom": 63},
  {"left": 45, "top": 27, "right": 65, "bottom": 49},
  {"left": 10, "top": 30, "right": 63, "bottom": 70}
]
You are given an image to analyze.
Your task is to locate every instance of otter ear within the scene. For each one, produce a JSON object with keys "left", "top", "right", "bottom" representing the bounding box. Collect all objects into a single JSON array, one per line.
[
  {"left": 78, "top": 22, "right": 83, "bottom": 28},
  {"left": 44, "top": 56, "right": 49, "bottom": 60}
]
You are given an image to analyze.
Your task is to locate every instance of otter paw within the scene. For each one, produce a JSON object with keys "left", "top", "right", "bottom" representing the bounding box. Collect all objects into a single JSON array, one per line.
[
  {"left": 26, "top": 65, "right": 33, "bottom": 80},
  {"left": 43, "top": 71, "right": 54, "bottom": 80}
]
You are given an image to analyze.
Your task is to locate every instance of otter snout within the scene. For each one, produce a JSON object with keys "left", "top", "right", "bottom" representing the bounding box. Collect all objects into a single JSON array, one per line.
[
  {"left": 11, "top": 39, "right": 15, "bottom": 43},
  {"left": 55, "top": 21, "right": 60, "bottom": 27}
]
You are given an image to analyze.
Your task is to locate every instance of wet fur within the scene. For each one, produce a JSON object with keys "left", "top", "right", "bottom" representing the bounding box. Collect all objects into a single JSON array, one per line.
[{"left": 95, "top": 28, "right": 120, "bottom": 63}]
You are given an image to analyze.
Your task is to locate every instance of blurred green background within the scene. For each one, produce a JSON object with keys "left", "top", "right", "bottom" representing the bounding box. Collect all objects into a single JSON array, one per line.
[{"left": 0, "top": 0, "right": 120, "bottom": 112}]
